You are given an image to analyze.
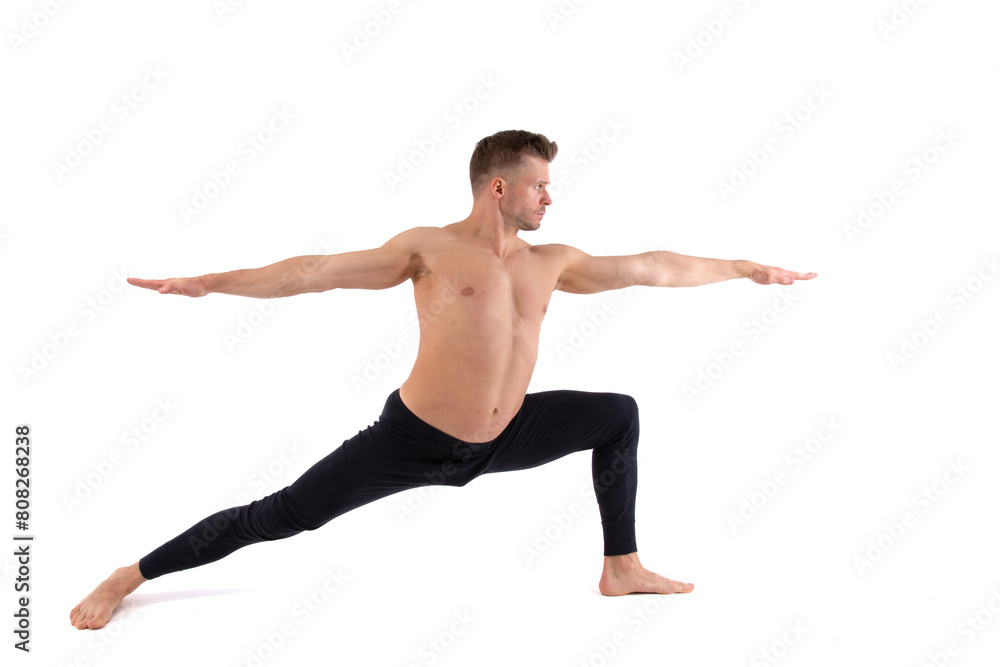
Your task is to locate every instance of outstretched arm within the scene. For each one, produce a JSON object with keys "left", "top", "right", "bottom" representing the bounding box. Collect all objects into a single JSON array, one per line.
[
  {"left": 128, "top": 229, "right": 427, "bottom": 298},
  {"left": 553, "top": 245, "right": 816, "bottom": 294}
]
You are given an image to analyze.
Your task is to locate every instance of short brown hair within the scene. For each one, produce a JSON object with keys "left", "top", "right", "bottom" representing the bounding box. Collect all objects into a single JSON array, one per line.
[{"left": 469, "top": 130, "right": 558, "bottom": 194}]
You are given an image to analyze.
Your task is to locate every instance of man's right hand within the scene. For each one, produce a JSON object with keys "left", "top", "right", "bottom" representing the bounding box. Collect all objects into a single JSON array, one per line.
[{"left": 127, "top": 276, "right": 208, "bottom": 297}]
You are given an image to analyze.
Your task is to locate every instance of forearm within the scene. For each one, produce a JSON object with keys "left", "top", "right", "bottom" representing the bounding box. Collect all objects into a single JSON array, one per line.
[
  {"left": 200, "top": 255, "right": 324, "bottom": 298},
  {"left": 642, "top": 251, "right": 748, "bottom": 287}
]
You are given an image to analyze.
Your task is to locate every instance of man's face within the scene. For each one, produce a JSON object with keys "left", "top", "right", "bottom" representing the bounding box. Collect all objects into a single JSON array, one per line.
[{"left": 499, "top": 155, "right": 552, "bottom": 232}]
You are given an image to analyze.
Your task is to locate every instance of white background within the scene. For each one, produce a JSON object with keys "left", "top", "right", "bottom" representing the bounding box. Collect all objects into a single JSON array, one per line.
[{"left": 3, "top": 1, "right": 999, "bottom": 665}]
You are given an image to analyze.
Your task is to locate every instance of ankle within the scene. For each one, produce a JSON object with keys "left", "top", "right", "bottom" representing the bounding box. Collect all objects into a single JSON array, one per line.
[
  {"left": 110, "top": 563, "right": 146, "bottom": 594},
  {"left": 604, "top": 552, "right": 640, "bottom": 574}
]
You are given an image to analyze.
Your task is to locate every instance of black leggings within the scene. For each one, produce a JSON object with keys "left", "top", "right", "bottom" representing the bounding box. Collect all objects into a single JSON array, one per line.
[{"left": 138, "top": 388, "right": 640, "bottom": 580}]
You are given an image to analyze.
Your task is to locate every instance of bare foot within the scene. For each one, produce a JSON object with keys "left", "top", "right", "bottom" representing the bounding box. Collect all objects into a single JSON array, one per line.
[
  {"left": 598, "top": 552, "right": 694, "bottom": 596},
  {"left": 70, "top": 563, "right": 146, "bottom": 629}
]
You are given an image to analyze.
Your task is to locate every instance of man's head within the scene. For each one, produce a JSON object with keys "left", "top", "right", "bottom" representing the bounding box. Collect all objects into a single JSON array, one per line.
[{"left": 469, "top": 130, "right": 558, "bottom": 231}]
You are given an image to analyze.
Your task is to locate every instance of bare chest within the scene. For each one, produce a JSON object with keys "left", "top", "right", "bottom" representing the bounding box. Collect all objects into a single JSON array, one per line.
[{"left": 414, "top": 245, "right": 557, "bottom": 325}]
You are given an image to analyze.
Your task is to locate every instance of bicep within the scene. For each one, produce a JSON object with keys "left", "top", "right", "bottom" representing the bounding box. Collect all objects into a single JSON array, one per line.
[
  {"left": 554, "top": 245, "right": 628, "bottom": 294},
  {"left": 553, "top": 245, "right": 662, "bottom": 294},
  {"left": 309, "top": 229, "right": 425, "bottom": 292}
]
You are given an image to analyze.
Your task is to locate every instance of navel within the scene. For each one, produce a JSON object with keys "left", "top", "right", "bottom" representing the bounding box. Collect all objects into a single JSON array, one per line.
[{"left": 461, "top": 287, "right": 475, "bottom": 296}]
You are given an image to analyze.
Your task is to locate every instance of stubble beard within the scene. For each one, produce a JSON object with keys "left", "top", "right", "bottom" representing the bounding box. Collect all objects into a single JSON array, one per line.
[{"left": 501, "top": 198, "right": 539, "bottom": 232}]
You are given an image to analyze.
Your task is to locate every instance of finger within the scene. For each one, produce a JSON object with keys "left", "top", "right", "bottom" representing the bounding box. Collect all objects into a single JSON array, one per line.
[
  {"left": 773, "top": 268, "right": 817, "bottom": 283},
  {"left": 127, "top": 277, "right": 164, "bottom": 290}
]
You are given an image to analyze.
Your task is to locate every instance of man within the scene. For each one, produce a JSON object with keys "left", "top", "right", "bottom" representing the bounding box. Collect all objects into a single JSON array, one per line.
[{"left": 71, "top": 130, "right": 816, "bottom": 629}]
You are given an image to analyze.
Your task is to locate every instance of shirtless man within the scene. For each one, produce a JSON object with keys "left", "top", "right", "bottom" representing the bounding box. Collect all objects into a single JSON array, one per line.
[{"left": 71, "top": 130, "right": 816, "bottom": 629}]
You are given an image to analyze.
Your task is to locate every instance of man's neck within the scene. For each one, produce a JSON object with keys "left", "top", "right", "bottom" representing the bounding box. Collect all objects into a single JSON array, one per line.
[{"left": 453, "top": 212, "right": 523, "bottom": 258}]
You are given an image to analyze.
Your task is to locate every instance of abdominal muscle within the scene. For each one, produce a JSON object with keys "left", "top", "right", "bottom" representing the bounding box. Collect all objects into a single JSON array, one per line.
[
  {"left": 398, "top": 264, "right": 546, "bottom": 443},
  {"left": 400, "top": 349, "right": 535, "bottom": 443}
]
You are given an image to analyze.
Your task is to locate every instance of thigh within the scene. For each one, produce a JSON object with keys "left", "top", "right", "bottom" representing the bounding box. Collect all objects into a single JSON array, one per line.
[
  {"left": 279, "top": 419, "right": 448, "bottom": 528},
  {"left": 485, "top": 390, "right": 638, "bottom": 474}
]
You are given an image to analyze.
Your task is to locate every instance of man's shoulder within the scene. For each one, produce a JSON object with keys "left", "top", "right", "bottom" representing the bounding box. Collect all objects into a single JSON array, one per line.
[
  {"left": 383, "top": 225, "right": 450, "bottom": 248},
  {"left": 529, "top": 242, "right": 579, "bottom": 258},
  {"left": 394, "top": 225, "right": 449, "bottom": 238}
]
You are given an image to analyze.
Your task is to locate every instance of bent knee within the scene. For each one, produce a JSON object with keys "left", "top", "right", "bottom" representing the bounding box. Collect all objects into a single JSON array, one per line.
[
  {"left": 613, "top": 393, "right": 639, "bottom": 420},
  {"left": 604, "top": 393, "right": 639, "bottom": 432}
]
